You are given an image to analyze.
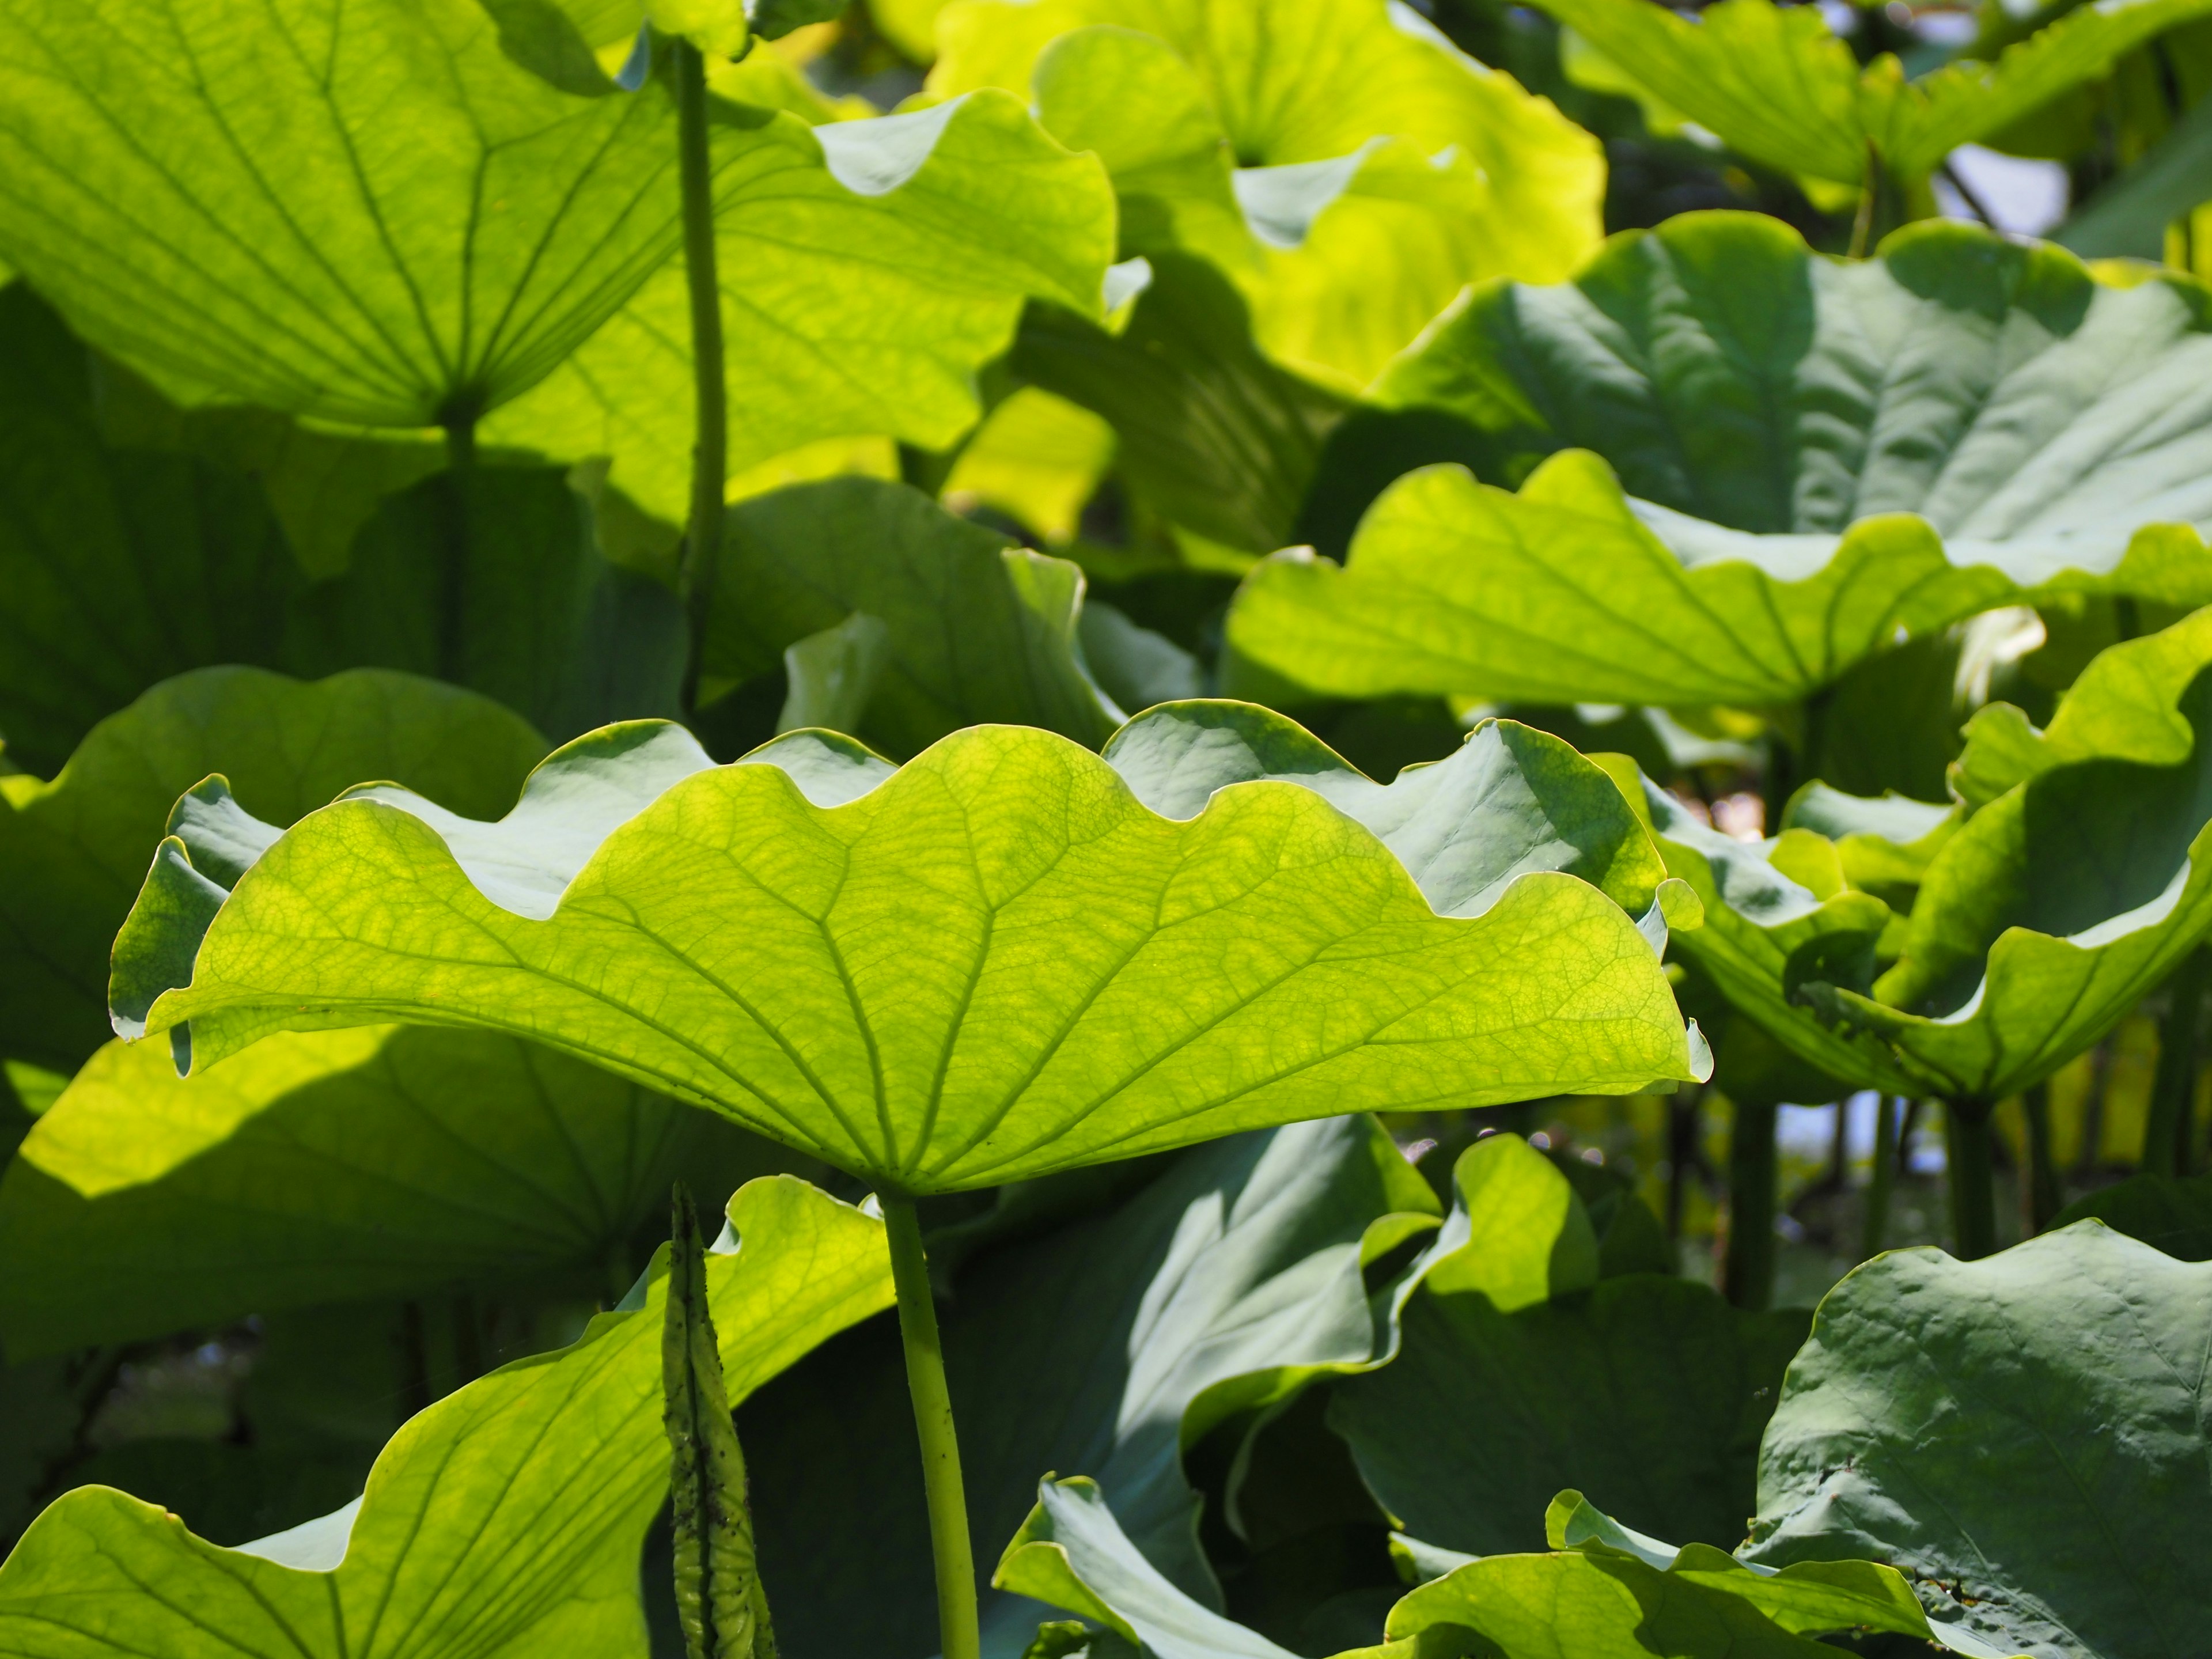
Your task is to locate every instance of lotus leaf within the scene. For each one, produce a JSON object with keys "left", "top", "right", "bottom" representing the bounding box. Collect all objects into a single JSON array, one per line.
[
  {"left": 0, "top": 1176, "right": 892, "bottom": 1659},
  {"left": 483, "top": 92, "right": 1116, "bottom": 523},
  {"left": 1230, "top": 215, "right": 2212, "bottom": 709},
  {"left": 0, "top": 1027, "right": 804, "bottom": 1354},
  {"left": 108, "top": 699, "right": 1705, "bottom": 1194},
  {"left": 0, "top": 667, "right": 545, "bottom": 1073},
  {"left": 743, "top": 1115, "right": 1439, "bottom": 1653},
  {"left": 2049, "top": 1171, "right": 2212, "bottom": 1258},
  {"left": 1526, "top": 0, "right": 2212, "bottom": 188},
  {"left": 1329, "top": 1136, "right": 1808, "bottom": 1558},
  {"left": 0, "top": 0, "right": 696, "bottom": 429},
  {"left": 1746, "top": 1223, "right": 2212, "bottom": 1659}
]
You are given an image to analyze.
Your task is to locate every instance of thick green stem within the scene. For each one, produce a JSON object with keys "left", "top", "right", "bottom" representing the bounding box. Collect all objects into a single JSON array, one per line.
[
  {"left": 444, "top": 416, "right": 476, "bottom": 471},
  {"left": 881, "top": 1194, "right": 979, "bottom": 1659},
  {"left": 1944, "top": 1101, "right": 1997, "bottom": 1261},
  {"left": 1724, "top": 1100, "right": 1777, "bottom": 1311},
  {"left": 673, "top": 36, "right": 727, "bottom": 713},
  {"left": 2145, "top": 950, "right": 2209, "bottom": 1178},
  {"left": 1860, "top": 1095, "right": 1899, "bottom": 1260},
  {"left": 2021, "top": 1081, "right": 2062, "bottom": 1235}
]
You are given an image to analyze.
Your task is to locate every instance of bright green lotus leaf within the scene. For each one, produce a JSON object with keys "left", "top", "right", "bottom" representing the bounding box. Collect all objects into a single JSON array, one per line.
[
  {"left": 0, "top": 1027, "right": 806, "bottom": 1355},
  {"left": 1012, "top": 22, "right": 1600, "bottom": 389},
  {"left": 1376, "top": 1494, "right": 2022, "bottom": 1659},
  {"left": 0, "top": 1175, "right": 892, "bottom": 1659},
  {"left": 1328, "top": 1135, "right": 1808, "bottom": 1558},
  {"left": 0, "top": 667, "right": 545, "bottom": 1074},
  {"left": 483, "top": 92, "right": 1116, "bottom": 523},
  {"left": 0, "top": 286, "right": 300, "bottom": 776},
  {"left": 2051, "top": 1171, "right": 2212, "bottom": 1259},
  {"left": 741, "top": 1115, "right": 1440, "bottom": 1653},
  {"left": 1013, "top": 254, "right": 1348, "bottom": 557},
  {"left": 109, "top": 698, "right": 1704, "bottom": 1194},
  {"left": 1525, "top": 0, "right": 2212, "bottom": 187},
  {"left": 941, "top": 387, "right": 1118, "bottom": 546},
  {"left": 1778, "top": 784, "right": 1956, "bottom": 904},
  {"left": 1230, "top": 216, "right": 2212, "bottom": 709},
  {"left": 1745, "top": 1222, "right": 2212, "bottom": 1658},
  {"left": 702, "top": 477, "right": 1124, "bottom": 755},
  {"left": 1838, "top": 610, "right": 2212, "bottom": 1100},
  {"left": 291, "top": 464, "right": 688, "bottom": 743},
  {"left": 1597, "top": 758, "right": 1918, "bottom": 1097},
  {"left": 0, "top": 0, "right": 699, "bottom": 429}
]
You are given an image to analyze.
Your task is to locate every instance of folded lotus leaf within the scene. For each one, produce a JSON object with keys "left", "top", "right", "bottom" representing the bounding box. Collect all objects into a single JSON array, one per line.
[
  {"left": 108, "top": 700, "right": 1704, "bottom": 1194},
  {"left": 1524, "top": 0, "right": 2212, "bottom": 187},
  {"left": 1746, "top": 1223, "right": 2212, "bottom": 1659},
  {"left": 0, "top": 1176, "right": 891, "bottom": 1659},
  {"left": 1229, "top": 216, "right": 2212, "bottom": 710},
  {"left": 0, "top": 0, "right": 694, "bottom": 428}
]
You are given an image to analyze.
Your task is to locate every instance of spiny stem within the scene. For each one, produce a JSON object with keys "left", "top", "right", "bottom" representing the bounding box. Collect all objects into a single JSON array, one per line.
[
  {"left": 2021, "top": 1081, "right": 2062, "bottom": 1234},
  {"left": 1724, "top": 1100, "right": 1777, "bottom": 1310},
  {"left": 2145, "top": 949, "right": 2209, "bottom": 1178},
  {"left": 1860, "top": 1094, "right": 1899, "bottom": 1260},
  {"left": 1944, "top": 1101, "right": 1996, "bottom": 1261},
  {"left": 672, "top": 35, "right": 727, "bottom": 713},
  {"left": 881, "top": 1193, "right": 980, "bottom": 1659}
]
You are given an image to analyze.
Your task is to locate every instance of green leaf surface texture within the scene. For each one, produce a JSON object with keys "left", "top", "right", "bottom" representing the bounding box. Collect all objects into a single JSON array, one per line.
[
  {"left": 0, "top": 1027, "right": 805, "bottom": 1354},
  {"left": 1328, "top": 1137, "right": 1809, "bottom": 1558},
  {"left": 703, "top": 477, "right": 1124, "bottom": 755},
  {"left": 0, "top": 666, "right": 546, "bottom": 1073},
  {"left": 1745, "top": 1222, "right": 2212, "bottom": 1659},
  {"left": 111, "top": 700, "right": 1703, "bottom": 1192},
  {"left": 0, "top": 0, "right": 691, "bottom": 427},
  {"left": 743, "top": 1115, "right": 1438, "bottom": 1654},
  {"left": 1229, "top": 215, "right": 2212, "bottom": 708},
  {"left": 0, "top": 1175, "right": 892, "bottom": 1659},
  {"left": 1527, "top": 0, "right": 2212, "bottom": 185},
  {"left": 928, "top": 0, "right": 1602, "bottom": 388},
  {"left": 483, "top": 91, "right": 1116, "bottom": 522}
]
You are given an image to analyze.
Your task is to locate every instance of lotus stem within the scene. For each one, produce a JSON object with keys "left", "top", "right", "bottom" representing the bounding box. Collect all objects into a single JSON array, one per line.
[
  {"left": 673, "top": 34, "right": 727, "bottom": 713},
  {"left": 2144, "top": 949, "right": 2209, "bottom": 1178},
  {"left": 881, "top": 1193, "right": 980, "bottom": 1659},
  {"left": 443, "top": 416, "right": 476, "bottom": 471},
  {"left": 2020, "top": 1081, "right": 2062, "bottom": 1234},
  {"left": 1944, "top": 1100, "right": 1997, "bottom": 1260},
  {"left": 1724, "top": 1100, "right": 1777, "bottom": 1310},
  {"left": 1860, "top": 1094, "right": 1899, "bottom": 1260}
]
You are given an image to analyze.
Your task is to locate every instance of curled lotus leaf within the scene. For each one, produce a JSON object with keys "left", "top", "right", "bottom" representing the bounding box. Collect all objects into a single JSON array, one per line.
[{"left": 108, "top": 700, "right": 1706, "bottom": 1195}]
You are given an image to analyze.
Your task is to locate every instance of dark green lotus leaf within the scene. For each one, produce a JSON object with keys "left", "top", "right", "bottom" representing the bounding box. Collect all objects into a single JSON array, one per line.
[
  {"left": 1745, "top": 1222, "right": 2212, "bottom": 1659},
  {"left": 484, "top": 92, "right": 1116, "bottom": 522},
  {"left": 108, "top": 700, "right": 1705, "bottom": 1193},
  {"left": 0, "top": 1176, "right": 892, "bottom": 1659},
  {"left": 1328, "top": 1136, "right": 1808, "bottom": 1559},
  {"left": 703, "top": 478, "right": 1124, "bottom": 756},
  {"left": 743, "top": 1115, "right": 1439, "bottom": 1656},
  {"left": 290, "top": 464, "right": 687, "bottom": 743},
  {"left": 0, "top": 1027, "right": 808, "bottom": 1355},
  {"left": 0, "top": 286, "right": 299, "bottom": 775},
  {"left": 2049, "top": 1172, "right": 2212, "bottom": 1259},
  {"left": 1228, "top": 216, "right": 2212, "bottom": 709},
  {"left": 0, "top": 0, "right": 692, "bottom": 428},
  {"left": 1524, "top": 0, "right": 2212, "bottom": 186},
  {"left": 0, "top": 668, "right": 545, "bottom": 1073}
]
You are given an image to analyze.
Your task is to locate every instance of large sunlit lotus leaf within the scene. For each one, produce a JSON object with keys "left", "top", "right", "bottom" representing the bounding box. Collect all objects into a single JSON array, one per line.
[
  {"left": 483, "top": 93, "right": 1116, "bottom": 524},
  {"left": 0, "top": 1176, "right": 892, "bottom": 1659},
  {"left": 0, "top": 286, "right": 300, "bottom": 776},
  {"left": 1526, "top": 0, "right": 2212, "bottom": 187},
  {"left": 0, "top": 668, "right": 544, "bottom": 1074},
  {"left": 701, "top": 477, "right": 1124, "bottom": 755},
  {"left": 742, "top": 1115, "right": 1440, "bottom": 1653},
  {"left": 939, "top": 0, "right": 1601, "bottom": 388},
  {"left": 0, "top": 1027, "right": 806, "bottom": 1355},
  {"left": 1745, "top": 1223, "right": 2212, "bottom": 1658},
  {"left": 0, "top": 0, "right": 696, "bottom": 429},
  {"left": 1012, "top": 255, "right": 1347, "bottom": 556},
  {"left": 1329, "top": 1135, "right": 1807, "bottom": 1559},
  {"left": 1827, "top": 609, "right": 2212, "bottom": 1100},
  {"left": 1230, "top": 216, "right": 2212, "bottom": 709},
  {"left": 109, "top": 700, "right": 1703, "bottom": 1195},
  {"left": 1596, "top": 759, "right": 1918, "bottom": 1097}
]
